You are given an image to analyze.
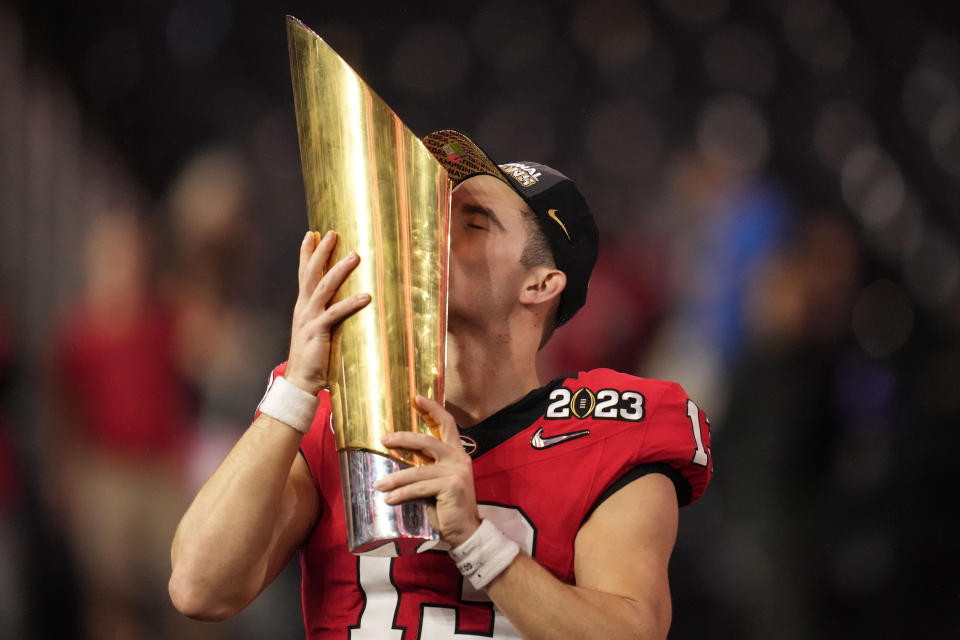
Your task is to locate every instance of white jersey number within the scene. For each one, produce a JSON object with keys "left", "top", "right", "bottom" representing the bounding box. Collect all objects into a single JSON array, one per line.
[
  {"left": 545, "top": 387, "right": 645, "bottom": 422},
  {"left": 351, "top": 504, "right": 535, "bottom": 639},
  {"left": 687, "top": 399, "right": 710, "bottom": 468},
  {"left": 351, "top": 556, "right": 404, "bottom": 640}
]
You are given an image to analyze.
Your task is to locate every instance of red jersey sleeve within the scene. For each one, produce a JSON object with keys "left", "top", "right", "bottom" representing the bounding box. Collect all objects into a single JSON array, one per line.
[
  {"left": 256, "top": 362, "right": 334, "bottom": 488},
  {"left": 572, "top": 369, "right": 713, "bottom": 510},
  {"left": 639, "top": 379, "right": 713, "bottom": 505}
]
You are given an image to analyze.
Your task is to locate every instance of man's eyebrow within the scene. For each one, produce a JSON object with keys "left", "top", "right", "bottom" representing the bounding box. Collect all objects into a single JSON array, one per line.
[{"left": 460, "top": 203, "right": 506, "bottom": 230}]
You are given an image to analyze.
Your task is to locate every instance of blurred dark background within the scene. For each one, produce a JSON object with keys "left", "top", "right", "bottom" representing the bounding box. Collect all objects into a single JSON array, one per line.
[{"left": 0, "top": 0, "right": 957, "bottom": 638}]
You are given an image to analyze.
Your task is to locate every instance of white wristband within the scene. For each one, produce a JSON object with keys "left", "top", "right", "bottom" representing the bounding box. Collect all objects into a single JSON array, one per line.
[
  {"left": 448, "top": 519, "right": 520, "bottom": 591},
  {"left": 257, "top": 375, "right": 320, "bottom": 434}
]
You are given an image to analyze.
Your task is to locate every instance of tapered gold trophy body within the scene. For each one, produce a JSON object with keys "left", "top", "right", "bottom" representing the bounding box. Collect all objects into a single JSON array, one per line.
[{"left": 286, "top": 16, "right": 449, "bottom": 554}]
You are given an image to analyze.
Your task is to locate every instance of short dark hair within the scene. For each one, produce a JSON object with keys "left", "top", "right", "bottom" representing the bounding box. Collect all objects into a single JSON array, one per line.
[{"left": 518, "top": 205, "right": 560, "bottom": 348}]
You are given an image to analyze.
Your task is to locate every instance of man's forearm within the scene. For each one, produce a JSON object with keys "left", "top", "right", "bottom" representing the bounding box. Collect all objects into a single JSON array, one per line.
[
  {"left": 486, "top": 552, "right": 670, "bottom": 640},
  {"left": 169, "top": 413, "right": 308, "bottom": 619}
]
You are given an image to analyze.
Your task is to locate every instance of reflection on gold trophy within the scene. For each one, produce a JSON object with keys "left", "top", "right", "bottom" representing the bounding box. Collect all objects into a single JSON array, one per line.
[{"left": 286, "top": 16, "right": 450, "bottom": 554}]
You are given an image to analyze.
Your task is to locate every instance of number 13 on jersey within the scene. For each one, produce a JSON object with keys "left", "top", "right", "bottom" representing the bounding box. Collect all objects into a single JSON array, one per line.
[{"left": 686, "top": 399, "right": 711, "bottom": 469}]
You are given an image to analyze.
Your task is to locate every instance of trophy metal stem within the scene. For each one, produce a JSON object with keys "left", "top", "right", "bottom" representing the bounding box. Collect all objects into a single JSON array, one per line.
[{"left": 339, "top": 450, "right": 438, "bottom": 555}]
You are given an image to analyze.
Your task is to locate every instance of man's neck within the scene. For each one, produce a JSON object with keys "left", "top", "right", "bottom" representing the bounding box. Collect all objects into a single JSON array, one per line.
[{"left": 443, "top": 323, "right": 542, "bottom": 428}]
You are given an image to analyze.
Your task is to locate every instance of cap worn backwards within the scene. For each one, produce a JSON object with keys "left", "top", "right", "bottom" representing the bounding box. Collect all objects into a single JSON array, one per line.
[{"left": 423, "top": 129, "right": 599, "bottom": 326}]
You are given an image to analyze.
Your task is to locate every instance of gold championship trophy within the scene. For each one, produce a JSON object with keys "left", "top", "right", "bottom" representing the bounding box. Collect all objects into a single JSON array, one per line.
[{"left": 286, "top": 16, "right": 449, "bottom": 555}]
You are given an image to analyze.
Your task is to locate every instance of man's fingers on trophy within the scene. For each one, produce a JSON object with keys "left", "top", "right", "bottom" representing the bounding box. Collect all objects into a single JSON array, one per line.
[
  {"left": 298, "top": 230, "right": 316, "bottom": 282},
  {"left": 374, "top": 461, "right": 437, "bottom": 491},
  {"left": 306, "top": 252, "right": 362, "bottom": 313},
  {"left": 299, "top": 230, "right": 326, "bottom": 281},
  {"left": 316, "top": 293, "right": 371, "bottom": 328},
  {"left": 302, "top": 230, "right": 338, "bottom": 294},
  {"left": 379, "top": 431, "right": 433, "bottom": 456},
  {"left": 414, "top": 395, "right": 459, "bottom": 445},
  {"left": 411, "top": 396, "right": 442, "bottom": 439},
  {"left": 379, "top": 477, "right": 447, "bottom": 505},
  {"left": 380, "top": 433, "right": 463, "bottom": 474}
]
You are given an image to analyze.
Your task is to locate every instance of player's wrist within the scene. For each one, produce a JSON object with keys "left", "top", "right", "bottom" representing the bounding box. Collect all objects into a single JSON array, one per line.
[
  {"left": 282, "top": 367, "right": 327, "bottom": 396},
  {"left": 445, "top": 516, "right": 482, "bottom": 549},
  {"left": 257, "top": 374, "right": 320, "bottom": 434},
  {"left": 448, "top": 518, "right": 520, "bottom": 591}
]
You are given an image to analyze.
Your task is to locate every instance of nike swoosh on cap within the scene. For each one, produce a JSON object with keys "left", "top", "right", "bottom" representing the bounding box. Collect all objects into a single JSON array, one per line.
[
  {"left": 547, "top": 209, "right": 571, "bottom": 241},
  {"left": 530, "top": 426, "right": 590, "bottom": 450}
]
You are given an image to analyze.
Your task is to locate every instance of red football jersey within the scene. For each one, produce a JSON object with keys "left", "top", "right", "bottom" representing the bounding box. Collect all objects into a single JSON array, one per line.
[
  {"left": 54, "top": 302, "right": 190, "bottom": 457},
  {"left": 265, "top": 364, "right": 712, "bottom": 639}
]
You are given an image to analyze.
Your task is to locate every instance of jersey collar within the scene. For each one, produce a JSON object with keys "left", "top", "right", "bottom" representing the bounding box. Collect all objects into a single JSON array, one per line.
[{"left": 458, "top": 373, "right": 576, "bottom": 459}]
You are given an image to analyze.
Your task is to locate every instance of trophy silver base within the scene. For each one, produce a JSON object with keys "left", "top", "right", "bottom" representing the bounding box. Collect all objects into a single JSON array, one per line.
[{"left": 338, "top": 449, "right": 439, "bottom": 555}]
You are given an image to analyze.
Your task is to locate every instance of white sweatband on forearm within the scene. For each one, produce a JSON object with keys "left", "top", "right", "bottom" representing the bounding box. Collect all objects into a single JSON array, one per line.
[
  {"left": 448, "top": 518, "right": 521, "bottom": 591},
  {"left": 257, "top": 375, "right": 319, "bottom": 434}
]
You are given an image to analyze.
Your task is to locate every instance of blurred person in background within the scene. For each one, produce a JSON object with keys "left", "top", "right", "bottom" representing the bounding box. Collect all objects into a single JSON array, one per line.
[
  {"left": 643, "top": 150, "right": 790, "bottom": 417},
  {"left": 710, "top": 213, "right": 863, "bottom": 639},
  {"left": 48, "top": 209, "right": 196, "bottom": 640},
  {"left": 167, "top": 148, "right": 287, "bottom": 486}
]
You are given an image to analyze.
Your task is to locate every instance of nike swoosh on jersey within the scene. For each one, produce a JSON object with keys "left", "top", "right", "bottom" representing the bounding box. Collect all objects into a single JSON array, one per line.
[{"left": 530, "top": 426, "right": 590, "bottom": 449}]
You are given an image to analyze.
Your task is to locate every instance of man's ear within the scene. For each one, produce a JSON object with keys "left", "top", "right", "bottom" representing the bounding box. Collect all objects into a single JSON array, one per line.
[{"left": 520, "top": 267, "right": 566, "bottom": 306}]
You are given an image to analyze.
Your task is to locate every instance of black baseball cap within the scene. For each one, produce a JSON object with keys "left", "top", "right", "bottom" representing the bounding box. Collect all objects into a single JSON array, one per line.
[{"left": 423, "top": 129, "right": 599, "bottom": 326}]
